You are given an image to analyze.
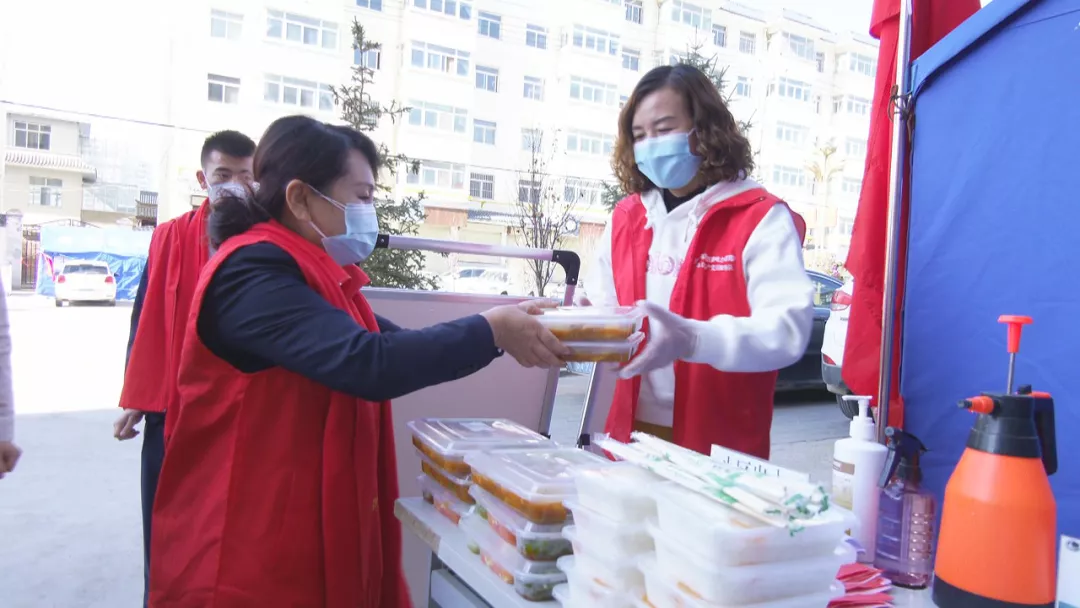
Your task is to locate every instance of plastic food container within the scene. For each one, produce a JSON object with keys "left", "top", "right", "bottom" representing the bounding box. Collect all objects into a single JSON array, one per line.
[
  {"left": 653, "top": 482, "right": 854, "bottom": 566},
  {"left": 561, "top": 527, "right": 646, "bottom": 591},
  {"left": 418, "top": 474, "right": 471, "bottom": 525},
  {"left": 418, "top": 452, "right": 473, "bottom": 504},
  {"left": 537, "top": 306, "right": 645, "bottom": 341},
  {"left": 408, "top": 418, "right": 553, "bottom": 477},
  {"left": 459, "top": 511, "right": 566, "bottom": 602},
  {"left": 556, "top": 556, "right": 641, "bottom": 608},
  {"left": 640, "top": 554, "right": 845, "bottom": 608},
  {"left": 570, "top": 462, "right": 661, "bottom": 522},
  {"left": 466, "top": 447, "right": 608, "bottom": 525},
  {"left": 560, "top": 335, "right": 644, "bottom": 363},
  {"left": 469, "top": 485, "right": 572, "bottom": 562},
  {"left": 563, "top": 500, "right": 653, "bottom": 556},
  {"left": 648, "top": 521, "right": 854, "bottom": 605}
]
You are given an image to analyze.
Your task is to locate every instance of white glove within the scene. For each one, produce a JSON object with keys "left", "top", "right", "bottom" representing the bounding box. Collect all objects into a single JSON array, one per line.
[{"left": 619, "top": 300, "right": 699, "bottom": 379}]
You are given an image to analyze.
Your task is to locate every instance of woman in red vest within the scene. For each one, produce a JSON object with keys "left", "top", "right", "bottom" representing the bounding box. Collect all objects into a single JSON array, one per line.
[
  {"left": 149, "top": 115, "right": 568, "bottom": 607},
  {"left": 587, "top": 64, "right": 816, "bottom": 459}
]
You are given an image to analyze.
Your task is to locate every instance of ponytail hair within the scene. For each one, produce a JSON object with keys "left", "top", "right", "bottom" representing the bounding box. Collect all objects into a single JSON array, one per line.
[{"left": 206, "top": 115, "right": 382, "bottom": 249}]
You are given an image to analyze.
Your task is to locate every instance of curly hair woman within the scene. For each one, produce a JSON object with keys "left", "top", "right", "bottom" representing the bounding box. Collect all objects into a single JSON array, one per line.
[{"left": 585, "top": 64, "right": 815, "bottom": 459}]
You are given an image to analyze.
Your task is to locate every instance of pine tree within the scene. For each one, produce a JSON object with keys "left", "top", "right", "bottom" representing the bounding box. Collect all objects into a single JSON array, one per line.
[
  {"left": 332, "top": 19, "right": 436, "bottom": 290},
  {"left": 602, "top": 43, "right": 752, "bottom": 211}
]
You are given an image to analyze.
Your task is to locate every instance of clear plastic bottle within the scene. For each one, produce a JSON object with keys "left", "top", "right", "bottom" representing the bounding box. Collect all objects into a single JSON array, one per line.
[{"left": 874, "top": 427, "right": 936, "bottom": 589}]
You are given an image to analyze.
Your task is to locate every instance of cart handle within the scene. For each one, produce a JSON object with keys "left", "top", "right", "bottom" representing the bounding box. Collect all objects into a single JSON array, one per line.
[{"left": 375, "top": 234, "right": 582, "bottom": 286}]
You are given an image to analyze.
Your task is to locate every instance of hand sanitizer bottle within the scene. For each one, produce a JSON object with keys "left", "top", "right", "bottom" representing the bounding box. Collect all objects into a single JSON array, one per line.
[{"left": 831, "top": 395, "right": 888, "bottom": 563}]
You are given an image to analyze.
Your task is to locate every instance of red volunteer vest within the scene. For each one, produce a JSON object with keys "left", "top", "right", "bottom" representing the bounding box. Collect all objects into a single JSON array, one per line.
[
  {"left": 149, "top": 221, "right": 410, "bottom": 608},
  {"left": 120, "top": 200, "right": 210, "bottom": 426},
  {"left": 603, "top": 188, "right": 806, "bottom": 459}
]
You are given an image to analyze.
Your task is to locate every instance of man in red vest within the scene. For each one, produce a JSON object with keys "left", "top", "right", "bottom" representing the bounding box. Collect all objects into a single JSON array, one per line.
[
  {"left": 113, "top": 130, "right": 256, "bottom": 607},
  {"left": 587, "top": 65, "right": 815, "bottom": 459}
]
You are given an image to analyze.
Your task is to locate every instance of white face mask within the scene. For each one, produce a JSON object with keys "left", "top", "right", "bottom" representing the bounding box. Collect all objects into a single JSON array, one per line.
[{"left": 308, "top": 188, "right": 380, "bottom": 266}]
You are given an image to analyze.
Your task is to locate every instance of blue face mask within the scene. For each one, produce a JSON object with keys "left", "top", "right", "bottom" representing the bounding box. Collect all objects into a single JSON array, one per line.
[
  {"left": 309, "top": 188, "right": 380, "bottom": 266},
  {"left": 633, "top": 131, "right": 702, "bottom": 190}
]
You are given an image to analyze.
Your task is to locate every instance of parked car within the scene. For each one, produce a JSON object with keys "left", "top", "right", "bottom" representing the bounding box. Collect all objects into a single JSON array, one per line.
[
  {"left": 776, "top": 271, "right": 843, "bottom": 391},
  {"left": 440, "top": 266, "right": 512, "bottom": 295},
  {"left": 821, "top": 278, "right": 857, "bottom": 417},
  {"left": 54, "top": 260, "right": 117, "bottom": 307}
]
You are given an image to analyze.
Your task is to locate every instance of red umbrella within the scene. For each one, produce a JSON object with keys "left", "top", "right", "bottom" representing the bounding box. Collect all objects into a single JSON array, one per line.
[{"left": 842, "top": 0, "right": 980, "bottom": 428}]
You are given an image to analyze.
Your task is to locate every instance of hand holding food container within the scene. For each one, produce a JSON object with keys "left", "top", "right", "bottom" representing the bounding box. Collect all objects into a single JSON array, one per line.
[{"left": 534, "top": 306, "right": 645, "bottom": 363}]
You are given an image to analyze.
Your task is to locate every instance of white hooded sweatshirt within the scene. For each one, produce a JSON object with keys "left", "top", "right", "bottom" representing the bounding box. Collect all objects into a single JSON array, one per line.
[{"left": 586, "top": 179, "right": 816, "bottom": 426}]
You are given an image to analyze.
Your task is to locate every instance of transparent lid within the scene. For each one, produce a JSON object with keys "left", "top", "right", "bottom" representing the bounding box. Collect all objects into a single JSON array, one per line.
[
  {"left": 536, "top": 306, "right": 644, "bottom": 324},
  {"left": 408, "top": 418, "right": 553, "bottom": 460},
  {"left": 459, "top": 511, "right": 566, "bottom": 581},
  {"left": 469, "top": 484, "right": 569, "bottom": 539},
  {"left": 465, "top": 447, "right": 609, "bottom": 503},
  {"left": 562, "top": 334, "right": 645, "bottom": 354},
  {"left": 417, "top": 452, "right": 470, "bottom": 486},
  {"left": 418, "top": 474, "right": 470, "bottom": 515}
]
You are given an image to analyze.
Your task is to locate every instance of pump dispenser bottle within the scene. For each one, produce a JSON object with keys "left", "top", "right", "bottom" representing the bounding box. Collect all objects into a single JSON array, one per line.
[
  {"left": 831, "top": 395, "right": 889, "bottom": 562},
  {"left": 874, "top": 427, "right": 935, "bottom": 588}
]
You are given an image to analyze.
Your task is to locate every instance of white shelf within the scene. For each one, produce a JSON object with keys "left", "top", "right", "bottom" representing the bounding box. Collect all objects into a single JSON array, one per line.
[{"left": 396, "top": 498, "right": 559, "bottom": 608}]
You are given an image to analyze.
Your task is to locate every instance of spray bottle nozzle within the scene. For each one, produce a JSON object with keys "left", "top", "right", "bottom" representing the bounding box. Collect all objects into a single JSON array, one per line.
[{"left": 880, "top": 427, "right": 928, "bottom": 487}]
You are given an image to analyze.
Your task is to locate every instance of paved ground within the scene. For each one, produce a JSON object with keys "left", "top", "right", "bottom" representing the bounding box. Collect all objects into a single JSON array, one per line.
[{"left": 0, "top": 293, "right": 846, "bottom": 607}]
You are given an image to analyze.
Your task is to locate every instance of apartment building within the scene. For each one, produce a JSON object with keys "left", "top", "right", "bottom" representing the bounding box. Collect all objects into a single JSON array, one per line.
[{"left": 0, "top": 0, "right": 876, "bottom": 280}]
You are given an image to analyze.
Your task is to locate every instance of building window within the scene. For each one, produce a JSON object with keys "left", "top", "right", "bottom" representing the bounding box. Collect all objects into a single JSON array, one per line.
[
  {"left": 572, "top": 25, "right": 619, "bottom": 56},
  {"left": 266, "top": 10, "right": 338, "bottom": 49},
  {"left": 521, "top": 128, "right": 541, "bottom": 151},
  {"left": 849, "top": 53, "right": 875, "bottom": 76},
  {"left": 518, "top": 180, "right": 541, "bottom": 204},
  {"left": 406, "top": 161, "right": 466, "bottom": 189},
  {"left": 356, "top": 0, "right": 382, "bottom": 10},
  {"left": 526, "top": 24, "right": 547, "bottom": 49},
  {"left": 734, "top": 76, "right": 751, "bottom": 98},
  {"left": 563, "top": 178, "right": 601, "bottom": 206},
  {"left": 13, "top": 122, "right": 51, "bottom": 150},
  {"left": 413, "top": 0, "right": 472, "bottom": 19},
  {"left": 837, "top": 217, "right": 855, "bottom": 236},
  {"left": 523, "top": 76, "right": 544, "bottom": 100},
  {"left": 469, "top": 173, "right": 495, "bottom": 199},
  {"left": 842, "top": 178, "right": 863, "bottom": 195},
  {"left": 834, "top": 95, "right": 870, "bottom": 116},
  {"left": 407, "top": 100, "right": 468, "bottom": 133},
  {"left": 570, "top": 76, "right": 617, "bottom": 107},
  {"left": 264, "top": 74, "right": 334, "bottom": 111},
  {"left": 712, "top": 25, "right": 727, "bottom": 47},
  {"left": 208, "top": 73, "right": 241, "bottom": 104},
  {"left": 772, "top": 166, "right": 807, "bottom": 189},
  {"left": 625, "top": 0, "right": 643, "bottom": 24},
  {"left": 411, "top": 41, "right": 471, "bottom": 77},
  {"left": 29, "top": 177, "right": 62, "bottom": 207},
  {"left": 775, "top": 122, "right": 808, "bottom": 146},
  {"left": 566, "top": 129, "right": 614, "bottom": 156},
  {"left": 475, "top": 66, "right": 499, "bottom": 92},
  {"left": 782, "top": 32, "right": 815, "bottom": 61},
  {"left": 473, "top": 119, "right": 496, "bottom": 145},
  {"left": 845, "top": 138, "right": 867, "bottom": 157},
  {"left": 478, "top": 12, "right": 501, "bottom": 39},
  {"left": 815, "top": 52, "right": 826, "bottom": 73},
  {"left": 773, "top": 77, "right": 811, "bottom": 102},
  {"left": 739, "top": 31, "right": 756, "bottom": 54},
  {"left": 355, "top": 48, "right": 381, "bottom": 69},
  {"left": 210, "top": 9, "right": 243, "bottom": 40},
  {"left": 670, "top": 0, "right": 710, "bottom": 30},
  {"left": 622, "top": 48, "right": 640, "bottom": 71}
]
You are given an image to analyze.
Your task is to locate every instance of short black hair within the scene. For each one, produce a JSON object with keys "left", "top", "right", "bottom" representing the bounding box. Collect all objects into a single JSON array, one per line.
[{"left": 200, "top": 130, "right": 256, "bottom": 167}]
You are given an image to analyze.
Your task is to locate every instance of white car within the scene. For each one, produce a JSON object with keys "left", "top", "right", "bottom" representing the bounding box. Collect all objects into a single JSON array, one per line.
[
  {"left": 55, "top": 260, "right": 117, "bottom": 307},
  {"left": 441, "top": 266, "right": 512, "bottom": 295},
  {"left": 820, "top": 278, "right": 855, "bottom": 417}
]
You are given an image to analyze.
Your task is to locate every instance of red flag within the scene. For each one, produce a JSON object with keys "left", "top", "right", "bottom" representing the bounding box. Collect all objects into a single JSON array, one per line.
[{"left": 843, "top": 0, "right": 980, "bottom": 428}]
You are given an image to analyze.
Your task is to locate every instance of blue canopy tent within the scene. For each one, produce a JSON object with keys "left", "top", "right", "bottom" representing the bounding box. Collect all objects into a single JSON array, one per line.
[
  {"left": 37, "top": 225, "right": 151, "bottom": 301},
  {"left": 898, "top": 0, "right": 1080, "bottom": 537}
]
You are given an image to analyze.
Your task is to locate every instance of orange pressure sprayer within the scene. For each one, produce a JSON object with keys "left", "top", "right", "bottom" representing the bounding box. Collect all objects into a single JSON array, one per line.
[{"left": 932, "top": 315, "right": 1059, "bottom": 607}]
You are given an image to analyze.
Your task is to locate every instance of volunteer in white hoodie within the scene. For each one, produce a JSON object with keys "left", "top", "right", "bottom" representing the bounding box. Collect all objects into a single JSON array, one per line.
[{"left": 587, "top": 64, "right": 815, "bottom": 458}]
